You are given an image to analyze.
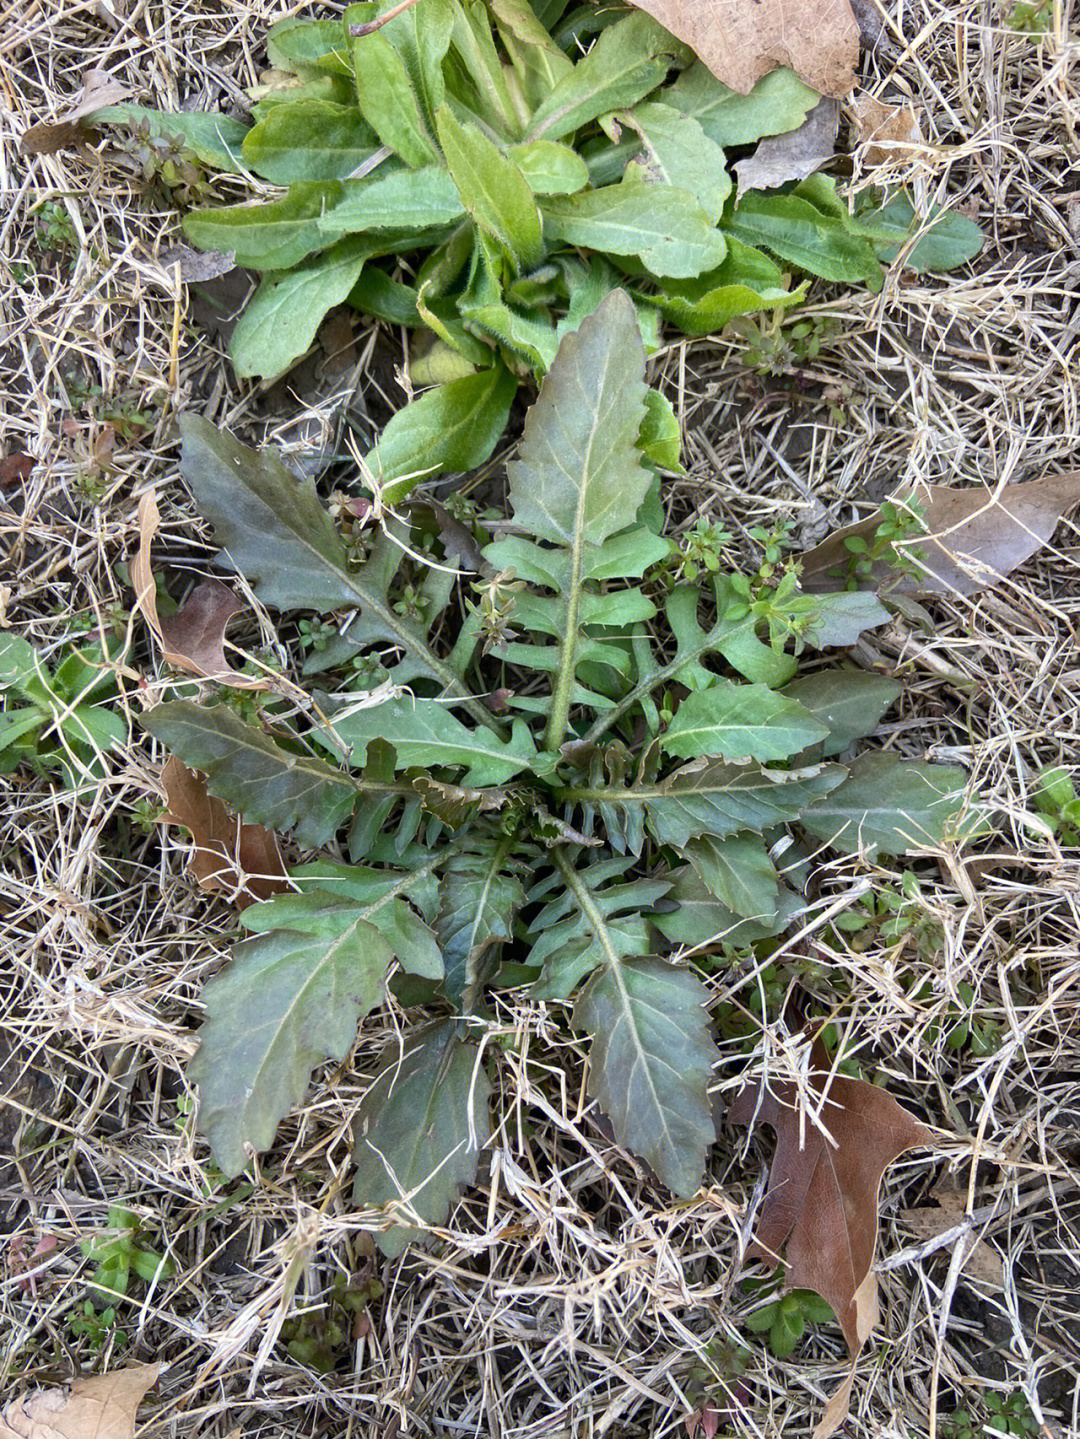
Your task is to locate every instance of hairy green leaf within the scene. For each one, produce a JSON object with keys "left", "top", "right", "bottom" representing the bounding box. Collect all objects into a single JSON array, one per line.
[
  {"left": 507, "top": 139, "right": 589, "bottom": 195},
  {"left": 527, "top": 12, "right": 689, "bottom": 142},
  {"left": 352, "top": 1020, "right": 491, "bottom": 1255},
  {"left": 436, "top": 105, "right": 544, "bottom": 273},
  {"left": 366, "top": 362, "right": 517, "bottom": 499},
  {"left": 542, "top": 185, "right": 727, "bottom": 280},
  {"left": 242, "top": 100, "right": 380, "bottom": 183},
  {"left": 317, "top": 166, "right": 464, "bottom": 236},
  {"left": 800, "top": 751, "right": 974, "bottom": 856},
  {"left": 662, "top": 680, "right": 829, "bottom": 763},
  {"left": 268, "top": 16, "right": 354, "bottom": 76},
  {"left": 623, "top": 101, "right": 731, "bottom": 225},
  {"left": 654, "top": 866, "right": 804, "bottom": 948},
  {"left": 351, "top": 29, "right": 439, "bottom": 167},
  {"left": 376, "top": 0, "right": 455, "bottom": 127},
  {"left": 857, "top": 192, "right": 984, "bottom": 273},
  {"left": 183, "top": 182, "right": 343, "bottom": 271},
  {"left": 651, "top": 237, "right": 806, "bottom": 337},
  {"left": 230, "top": 236, "right": 371, "bottom": 381},
  {"left": 89, "top": 104, "right": 249, "bottom": 171},
  {"left": 725, "top": 193, "right": 882, "bottom": 288},
  {"left": 141, "top": 700, "right": 358, "bottom": 848},
  {"left": 663, "top": 65, "right": 820, "bottom": 148},
  {"left": 489, "top": 0, "right": 573, "bottom": 109}
]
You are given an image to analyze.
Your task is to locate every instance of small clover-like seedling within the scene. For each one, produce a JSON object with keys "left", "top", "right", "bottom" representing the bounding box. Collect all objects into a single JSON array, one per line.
[
  {"left": 1033, "top": 766, "right": 1080, "bottom": 844},
  {"left": 741, "top": 1271, "right": 836, "bottom": 1358},
  {"left": 141, "top": 293, "right": 980, "bottom": 1255}
]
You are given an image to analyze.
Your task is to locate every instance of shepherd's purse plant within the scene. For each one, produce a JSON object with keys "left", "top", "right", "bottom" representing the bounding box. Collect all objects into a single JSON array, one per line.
[
  {"left": 89, "top": 0, "right": 982, "bottom": 496},
  {"left": 144, "top": 293, "right": 979, "bottom": 1253}
]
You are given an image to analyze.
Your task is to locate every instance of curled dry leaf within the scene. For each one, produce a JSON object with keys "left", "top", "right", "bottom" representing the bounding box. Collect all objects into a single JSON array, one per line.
[
  {"left": 626, "top": 0, "right": 860, "bottom": 97},
  {"left": 851, "top": 94, "right": 924, "bottom": 168},
  {"left": 161, "top": 756, "right": 289, "bottom": 910},
  {"left": 133, "top": 491, "right": 266, "bottom": 687},
  {"left": 158, "top": 244, "right": 236, "bottom": 283},
  {"left": 0, "top": 1363, "right": 160, "bottom": 1439},
  {"left": 21, "top": 69, "right": 131, "bottom": 155},
  {"left": 734, "top": 97, "right": 839, "bottom": 192},
  {"left": 728, "top": 1037, "right": 932, "bottom": 1437},
  {"left": 899, "top": 1176, "right": 1004, "bottom": 1288},
  {"left": 801, "top": 473, "right": 1080, "bottom": 597},
  {"left": 0, "top": 453, "right": 36, "bottom": 490}
]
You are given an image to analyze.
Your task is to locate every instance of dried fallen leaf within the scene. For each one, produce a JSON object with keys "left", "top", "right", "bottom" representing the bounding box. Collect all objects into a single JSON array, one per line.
[
  {"left": 851, "top": 94, "right": 924, "bottom": 168},
  {"left": 0, "top": 1363, "right": 160, "bottom": 1439},
  {"left": 627, "top": 0, "right": 860, "bottom": 98},
  {"left": 734, "top": 97, "right": 839, "bottom": 191},
  {"left": 161, "top": 756, "right": 289, "bottom": 910},
  {"left": 899, "top": 1177, "right": 1004, "bottom": 1288},
  {"left": 800, "top": 473, "right": 1080, "bottom": 597},
  {"left": 729, "top": 1038, "right": 932, "bottom": 1437},
  {"left": 133, "top": 491, "right": 265, "bottom": 687},
  {"left": 21, "top": 70, "right": 131, "bottom": 155},
  {"left": 0, "top": 453, "right": 36, "bottom": 490},
  {"left": 158, "top": 244, "right": 236, "bottom": 283}
]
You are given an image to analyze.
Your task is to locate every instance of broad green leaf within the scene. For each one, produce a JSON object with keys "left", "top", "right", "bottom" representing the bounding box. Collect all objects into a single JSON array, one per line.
[
  {"left": 242, "top": 885, "right": 443, "bottom": 979},
  {"left": 176, "top": 415, "right": 487, "bottom": 710},
  {"left": 330, "top": 695, "right": 541, "bottom": 785},
  {"left": 503, "top": 290, "right": 650, "bottom": 548},
  {"left": 489, "top": 0, "right": 573, "bottom": 108},
  {"left": 366, "top": 362, "right": 517, "bottom": 500},
  {"left": 654, "top": 866, "right": 804, "bottom": 948},
  {"left": 507, "top": 139, "right": 588, "bottom": 195},
  {"left": 376, "top": 0, "right": 455, "bottom": 128},
  {"left": 352, "top": 1020, "right": 491, "bottom": 1255},
  {"left": 88, "top": 104, "right": 249, "bottom": 171},
  {"left": 438, "top": 844, "right": 526, "bottom": 1009},
  {"left": 141, "top": 700, "right": 359, "bottom": 847},
  {"left": 0, "top": 635, "right": 54, "bottom": 706},
  {"left": 800, "top": 751, "right": 974, "bottom": 856},
  {"left": 781, "top": 672, "right": 901, "bottom": 757},
  {"left": 725, "top": 194, "right": 882, "bottom": 288},
  {"left": 268, "top": 17, "right": 354, "bottom": 76},
  {"left": 528, "top": 857, "right": 670, "bottom": 1000},
  {"left": 651, "top": 236, "right": 805, "bottom": 336},
  {"left": 318, "top": 166, "right": 464, "bottom": 236},
  {"left": 638, "top": 390, "right": 682, "bottom": 472},
  {"left": 567, "top": 759, "right": 848, "bottom": 851},
  {"left": 663, "top": 65, "right": 819, "bottom": 148},
  {"left": 242, "top": 100, "right": 379, "bottom": 184},
  {"left": 685, "top": 832, "right": 780, "bottom": 921},
  {"left": 190, "top": 908, "right": 393, "bottom": 1176},
  {"left": 230, "top": 236, "right": 371, "bottom": 380},
  {"left": 183, "top": 182, "right": 342, "bottom": 271},
  {"left": 662, "top": 680, "right": 829, "bottom": 763},
  {"left": 801, "top": 591, "right": 892, "bottom": 648},
  {"left": 573, "top": 956, "right": 716, "bottom": 1196},
  {"left": 448, "top": 0, "right": 521, "bottom": 139},
  {"left": 290, "top": 854, "right": 439, "bottom": 922},
  {"left": 856, "top": 192, "right": 984, "bottom": 273},
  {"left": 542, "top": 185, "right": 727, "bottom": 280},
  {"left": 248, "top": 75, "right": 356, "bottom": 114},
  {"left": 351, "top": 29, "right": 439, "bottom": 167},
  {"left": 496, "top": 291, "right": 651, "bottom": 747},
  {"left": 347, "top": 266, "right": 422, "bottom": 324},
  {"left": 623, "top": 101, "right": 731, "bottom": 224},
  {"left": 527, "top": 12, "right": 689, "bottom": 142},
  {"left": 436, "top": 105, "right": 544, "bottom": 272}
]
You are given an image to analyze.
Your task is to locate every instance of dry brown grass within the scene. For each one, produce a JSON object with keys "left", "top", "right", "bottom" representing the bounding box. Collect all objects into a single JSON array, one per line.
[{"left": 3, "top": 2, "right": 1080, "bottom": 1436}]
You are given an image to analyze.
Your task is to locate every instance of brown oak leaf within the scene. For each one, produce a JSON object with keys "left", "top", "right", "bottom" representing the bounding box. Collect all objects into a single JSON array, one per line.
[
  {"left": 626, "top": 0, "right": 860, "bottom": 98},
  {"left": 161, "top": 756, "right": 289, "bottom": 910},
  {"left": 729, "top": 1038, "right": 931, "bottom": 1436},
  {"left": 133, "top": 491, "right": 266, "bottom": 687},
  {"left": 800, "top": 473, "right": 1080, "bottom": 598},
  {"left": 0, "top": 1363, "right": 160, "bottom": 1439}
]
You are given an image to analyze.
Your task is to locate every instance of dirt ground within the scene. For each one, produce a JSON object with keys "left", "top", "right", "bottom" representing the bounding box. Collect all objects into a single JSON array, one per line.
[{"left": 3, "top": 2, "right": 1080, "bottom": 1436}]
